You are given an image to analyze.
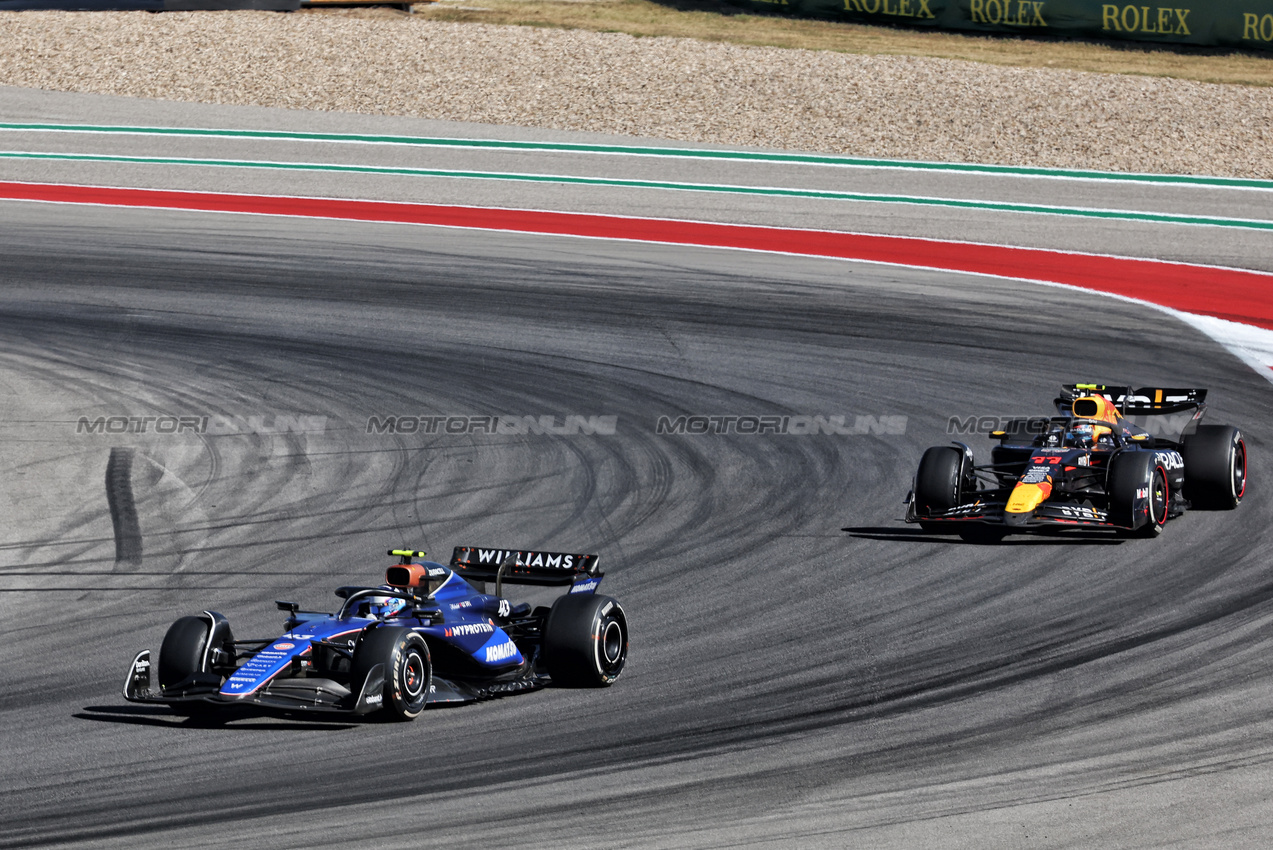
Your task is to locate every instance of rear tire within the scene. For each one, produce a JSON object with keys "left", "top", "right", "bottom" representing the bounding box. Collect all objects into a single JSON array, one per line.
[
  {"left": 1183, "top": 425, "right": 1246, "bottom": 509},
  {"left": 543, "top": 594, "right": 628, "bottom": 687},
  {"left": 914, "top": 446, "right": 969, "bottom": 525},
  {"left": 351, "top": 627, "right": 430, "bottom": 721}
]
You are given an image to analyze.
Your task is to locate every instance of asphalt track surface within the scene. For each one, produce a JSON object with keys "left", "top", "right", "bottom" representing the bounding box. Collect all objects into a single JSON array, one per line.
[{"left": 2, "top": 87, "right": 1273, "bottom": 848}]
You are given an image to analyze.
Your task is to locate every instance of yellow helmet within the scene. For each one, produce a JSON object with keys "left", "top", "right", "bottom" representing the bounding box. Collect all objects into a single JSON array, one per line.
[{"left": 1071, "top": 394, "right": 1120, "bottom": 424}]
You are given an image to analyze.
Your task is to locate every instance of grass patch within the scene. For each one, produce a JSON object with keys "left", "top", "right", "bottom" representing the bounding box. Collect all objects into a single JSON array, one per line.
[{"left": 376, "top": 0, "right": 1273, "bottom": 86}]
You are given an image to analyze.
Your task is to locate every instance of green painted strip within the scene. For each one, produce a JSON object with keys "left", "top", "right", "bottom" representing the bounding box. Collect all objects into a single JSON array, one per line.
[
  {"left": 3, "top": 149, "right": 1269, "bottom": 232},
  {"left": 1, "top": 122, "right": 1270, "bottom": 191}
]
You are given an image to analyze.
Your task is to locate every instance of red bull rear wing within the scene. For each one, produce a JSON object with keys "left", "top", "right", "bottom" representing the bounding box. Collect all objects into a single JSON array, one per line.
[{"left": 1055, "top": 384, "right": 1207, "bottom": 417}]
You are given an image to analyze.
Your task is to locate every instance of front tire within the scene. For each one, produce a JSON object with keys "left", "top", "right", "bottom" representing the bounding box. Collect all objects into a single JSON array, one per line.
[
  {"left": 1108, "top": 451, "right": 1167, "bottom": 537},
  {"left": 1137, "top": 464, "right": 1169, "bottom": 538},
  {"left": 543, "top": 594, "right": 628, "bottom": 687},
  {"left": 159, "top": 615, "right": 211, "bottom": 689},
  {"left": 914, "top": 446, "right": 970, "bottom": 528},
  {"left": 1183, "top": 425, "right": 1246, "bottom": 509},
  {"left": 351, "top": 627, "right": 430, "bottom": 721}
]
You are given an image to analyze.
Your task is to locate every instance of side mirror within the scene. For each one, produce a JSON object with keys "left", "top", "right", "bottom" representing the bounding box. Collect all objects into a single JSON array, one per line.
[{"left": 276, "top": 600, "right": 299, "bottom": 614}]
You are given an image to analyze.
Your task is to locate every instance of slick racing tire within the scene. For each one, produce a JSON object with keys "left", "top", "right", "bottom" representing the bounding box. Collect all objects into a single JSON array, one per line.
[
  {"left": 914, "top": 446, "right": 970, "bottom": 532},
  {"left": 543, "top": 594, "right": 628, "bottom": 688},
  {"left": 159, "top": 616, "right": 211, "bottom": 689},
  {"left": 1183, "top": 425, "right": 1246, "bottom": 510},
  {"left": 159, "top": 613, "right": 236, "bottom": 688},
  {"left": 1108, "top": 451, "right": 1167, "bottom": 537},
  {"left": 352, "top": 627, "right": 430, "bottom": 721}
]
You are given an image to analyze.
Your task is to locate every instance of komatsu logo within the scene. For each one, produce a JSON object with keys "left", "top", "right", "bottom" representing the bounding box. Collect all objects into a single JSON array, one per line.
[{"left": 484, "top": 641, "right": 519, "bottom": 663}]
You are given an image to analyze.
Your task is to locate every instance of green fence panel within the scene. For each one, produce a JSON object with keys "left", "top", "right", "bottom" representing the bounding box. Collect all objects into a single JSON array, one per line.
[{"left": 727, "top": 0, "right": 1273, "bottom": 52}]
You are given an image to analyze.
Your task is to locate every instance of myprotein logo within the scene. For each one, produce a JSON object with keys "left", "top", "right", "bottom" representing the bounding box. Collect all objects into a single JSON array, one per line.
[
  {"left": 444, "top": 623, "right": 495, "bottom": 638},
  {"left": 656, "top": 414, "right": 906, "bottom": 436},
  {"left": 366, "top": 415, "right": 616, "bottom": 436}
]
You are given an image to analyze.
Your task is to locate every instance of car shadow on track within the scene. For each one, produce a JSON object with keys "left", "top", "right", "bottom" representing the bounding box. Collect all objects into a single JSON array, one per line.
[
  {"left": 75, "top": 704, "right": 360, "bottom": 731},
  {"left": 842, "top": 526, "right": 1126, "bottom": 545}
]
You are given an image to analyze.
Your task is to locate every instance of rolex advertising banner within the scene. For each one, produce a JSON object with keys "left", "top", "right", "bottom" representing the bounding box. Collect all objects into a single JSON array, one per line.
[{"left": 731, "top": 0, "right": 1273, "bottom": 52}]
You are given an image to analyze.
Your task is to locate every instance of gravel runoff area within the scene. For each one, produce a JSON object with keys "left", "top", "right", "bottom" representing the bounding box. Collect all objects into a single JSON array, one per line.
[{"left": 0, "top": 11, "right": 1271, "bottom": 177}]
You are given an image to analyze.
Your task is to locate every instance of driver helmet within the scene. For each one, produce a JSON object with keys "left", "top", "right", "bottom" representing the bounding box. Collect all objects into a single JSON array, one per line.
[
  {"left": 1068, "top": 421, "right": 1112, "bottom": 448},
  {"left": 359, "top": 591, "right": 407, "bottom": 619}
]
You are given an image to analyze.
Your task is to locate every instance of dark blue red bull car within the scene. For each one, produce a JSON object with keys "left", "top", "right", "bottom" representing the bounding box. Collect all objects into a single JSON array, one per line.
[
  {"left": 904, "top": 384, "right": 1247, "bottom": 542},
  {"left": 123, "top": 547, "right": 628, "bottom": 720}
]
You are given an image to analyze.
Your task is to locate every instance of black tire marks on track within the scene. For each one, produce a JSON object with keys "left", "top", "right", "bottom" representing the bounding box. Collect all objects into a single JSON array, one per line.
[{"left": 1, "top": 206, "right": 1271, "bottom": 848}]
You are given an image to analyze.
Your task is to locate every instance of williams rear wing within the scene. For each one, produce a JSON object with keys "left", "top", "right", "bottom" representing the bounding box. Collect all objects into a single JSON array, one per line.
[
  {"left": 1055, "top": 384, "right": 1207, "bottom": 417},
  {"left": 449, "top": 547, "right": 601, "bottom": 587}
]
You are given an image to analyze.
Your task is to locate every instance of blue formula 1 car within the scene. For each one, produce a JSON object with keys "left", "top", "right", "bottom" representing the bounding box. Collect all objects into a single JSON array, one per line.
[{"left": 123, "top": 547, "right": 628, "bottom": 721}]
